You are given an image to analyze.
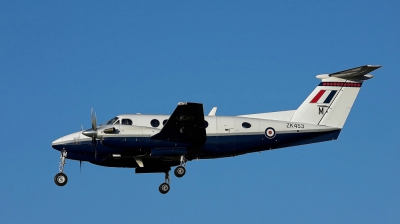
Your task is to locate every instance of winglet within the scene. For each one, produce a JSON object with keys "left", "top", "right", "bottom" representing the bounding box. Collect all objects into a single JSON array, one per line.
[{"left": 208, "top": 107, "right": 217, "bottom": 116}]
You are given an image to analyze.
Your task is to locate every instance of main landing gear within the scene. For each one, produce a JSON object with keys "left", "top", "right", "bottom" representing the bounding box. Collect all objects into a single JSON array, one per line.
[
  {"left": 174, "top": 155, "right": 187, "bottom": 178},
  {"left": 159, "top": 172, "right": 171, "bottom": 194},
  {"left": 174, "top": 166, "right": 186, "bottom": 177},
  {"left": 158, "top": 155, "right": 187, "bottom": 194},
  {"left": 54, "top": 150, "right": 68, "bottom": 187}
]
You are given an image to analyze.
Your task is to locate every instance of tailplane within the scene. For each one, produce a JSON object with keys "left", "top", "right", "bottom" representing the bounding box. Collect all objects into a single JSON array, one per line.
[{"left": 290, "top": 65, "right": 381, "bottom": 128}]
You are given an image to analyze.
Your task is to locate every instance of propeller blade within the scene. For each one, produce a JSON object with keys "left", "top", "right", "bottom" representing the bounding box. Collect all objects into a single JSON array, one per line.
[
  {"left": 80, "top": 160, "right": 82, "bottom": 172},
  {"left": 88, "top": 108, "right": 98, "bottom": 160},
  {"left": 92, "top": 137, "right": 98, "bottom": 160},
  {"left": 91, "top": 108, "right": 97, "bottom": 131}
]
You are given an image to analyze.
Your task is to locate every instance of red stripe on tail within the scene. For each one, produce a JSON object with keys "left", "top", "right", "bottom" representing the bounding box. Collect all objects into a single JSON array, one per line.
[{"left": 310, "top": 90, "right": 326, "bottom": 103}]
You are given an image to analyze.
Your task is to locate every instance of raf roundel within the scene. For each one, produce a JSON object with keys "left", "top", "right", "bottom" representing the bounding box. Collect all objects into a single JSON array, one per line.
[{"left": 265, "top": 127, "right": 276, "bottom": 139}]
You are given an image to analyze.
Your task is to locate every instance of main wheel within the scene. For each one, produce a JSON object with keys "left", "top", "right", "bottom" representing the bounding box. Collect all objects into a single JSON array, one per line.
[
  {"left": 159, "top": 183, "right": 170, "bottom": 194},
  {"left": 174, "top": 166, "right": 186, "bottom": 178},
  {"left": 54, "top": 173, "right": 68, "bottom": 186}
]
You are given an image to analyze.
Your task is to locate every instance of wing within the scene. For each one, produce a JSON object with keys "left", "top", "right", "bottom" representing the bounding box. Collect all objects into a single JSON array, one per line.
[
  {"left": 150, "top": 102, "right": 206, "bottom": 145},
  {"left": 329, "top": 65, "right": 381, "bottom": 80}
]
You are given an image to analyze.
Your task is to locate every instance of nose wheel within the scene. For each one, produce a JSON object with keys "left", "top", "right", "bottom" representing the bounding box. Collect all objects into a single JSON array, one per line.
[
  {"left": 54, "top": 173, "right": 68, "bottom": 186},
  {"left": 54, "top": 150, "right": 68, "bottom": 187}
]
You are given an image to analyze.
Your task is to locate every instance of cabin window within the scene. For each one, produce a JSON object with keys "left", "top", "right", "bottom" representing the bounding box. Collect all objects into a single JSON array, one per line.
[
  {"left": 163, "top": 119, "right": 168, "bottom": 125},
  {"left": 242, "top": 122, "right": 251, "bottom": 128},
  {"left": 121, "top": 119, "right": 132, "bottom": 125},
  {"left": 151, "top": 119, "right": 160, "bottom": 127}
]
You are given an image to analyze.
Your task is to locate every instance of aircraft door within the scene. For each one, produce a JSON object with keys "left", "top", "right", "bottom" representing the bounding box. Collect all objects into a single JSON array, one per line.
[
  {"left": 114, "top": 117, "right": 143, "bottom": 152},
  {"left": 119, "top": 118, "right": 133, "bottom": 133}
]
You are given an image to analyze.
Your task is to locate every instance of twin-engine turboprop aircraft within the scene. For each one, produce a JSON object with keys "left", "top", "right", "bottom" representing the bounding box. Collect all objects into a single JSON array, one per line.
[{"left": 52, "top": 65, "right": 381, "bottom": 194}]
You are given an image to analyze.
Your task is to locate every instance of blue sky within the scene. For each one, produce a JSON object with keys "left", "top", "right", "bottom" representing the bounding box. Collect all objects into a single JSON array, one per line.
[{"left": 1, "top": 1, "right": 399, "bottom": 223}]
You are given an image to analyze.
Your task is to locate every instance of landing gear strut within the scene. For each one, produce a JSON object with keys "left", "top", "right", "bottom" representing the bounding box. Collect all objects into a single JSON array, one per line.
[
  {"left": 174, "top": 155, "right": 186, "bottom": 178},
  {"left": 159, "top": 155, "right": 188, "bottom": 194},
  {"left": 159, "top": 171, "right": 170, "bottom": 194},
  {"left": 54, "top": 150, "right": 68, "bottom": 186}
]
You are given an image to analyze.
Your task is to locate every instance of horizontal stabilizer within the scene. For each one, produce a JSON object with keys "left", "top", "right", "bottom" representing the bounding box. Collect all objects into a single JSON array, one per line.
[{"left": 317, "top": 65, "right": 381, "bottom": 81}]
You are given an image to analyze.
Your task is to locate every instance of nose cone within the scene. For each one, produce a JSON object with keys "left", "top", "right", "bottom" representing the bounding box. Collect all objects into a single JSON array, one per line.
[
  {"left": 52, "top": 136, "right": 64, "bottom": 150},
  {"left": 52, "top": 137, "right": 64, "bottom": 147},
  {"left": 51, "top": 131, "right": 90, "bottom": 150}
]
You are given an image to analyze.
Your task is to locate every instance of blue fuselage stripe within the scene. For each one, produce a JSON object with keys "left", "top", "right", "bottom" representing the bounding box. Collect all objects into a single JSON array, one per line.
[{"left": 52, "top": 130, "right": 341, "bottom": 162}]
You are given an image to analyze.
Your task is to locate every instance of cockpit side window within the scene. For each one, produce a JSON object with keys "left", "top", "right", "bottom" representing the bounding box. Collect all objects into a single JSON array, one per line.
[
  {"left": 106, "top": 117, "right": 119, "bottom": 125},
  {"left": 121, "top": 119, "right": 132, "bottom": 125},
  {"left": 115, "top": 120, "right": 120, "bottom": 124}
]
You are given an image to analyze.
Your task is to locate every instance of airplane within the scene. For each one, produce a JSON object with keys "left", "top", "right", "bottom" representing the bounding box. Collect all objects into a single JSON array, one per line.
[{"left": 51, "top": 65, "right": 381, "bottom": 194}]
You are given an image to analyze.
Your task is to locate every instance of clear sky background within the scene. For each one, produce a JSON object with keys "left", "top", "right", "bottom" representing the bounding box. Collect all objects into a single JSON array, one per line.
[{"left": 1, "top": 1, "right": 399, "bottom": 223}]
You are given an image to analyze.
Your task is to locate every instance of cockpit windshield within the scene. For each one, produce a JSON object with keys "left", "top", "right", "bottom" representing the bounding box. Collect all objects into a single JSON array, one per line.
[{"left": 106, "top": 117, "right": 119, "bottom": 125}]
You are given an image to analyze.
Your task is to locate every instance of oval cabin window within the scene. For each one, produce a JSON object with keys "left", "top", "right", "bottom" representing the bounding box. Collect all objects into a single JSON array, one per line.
[
  {"left": 163, "top": 119, "right": 168, "bottom": 126},
  {"left": 242, "top": 122, "right": 251, "bottom": 128},
  {"left": 151, "top": 119, "right": 160, "bottom": 127}
]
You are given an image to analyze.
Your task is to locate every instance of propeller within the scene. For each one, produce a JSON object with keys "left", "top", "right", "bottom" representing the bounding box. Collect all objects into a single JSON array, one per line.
[
  {"left": 82, "top": 108, "right": 99, "bottom": 160},
  {"left": 91, "top": 108, "right": 97, "bottom": 131},
  {"left": 90, "top": 108, "right": 98, "bottom": 159}
]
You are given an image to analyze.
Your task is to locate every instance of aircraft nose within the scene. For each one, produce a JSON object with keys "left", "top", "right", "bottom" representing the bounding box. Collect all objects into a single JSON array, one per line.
[
  {"left": 52, "top": 137, "right": 64, "bottom": 150},
  {"left": 52, "top": 131, "right": 91, "bottom": 150}
]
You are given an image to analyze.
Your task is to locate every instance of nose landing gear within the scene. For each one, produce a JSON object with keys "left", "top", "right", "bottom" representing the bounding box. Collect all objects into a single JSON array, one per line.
[{"left": 54, "top": 150, "right": 68, "bottom": 186}]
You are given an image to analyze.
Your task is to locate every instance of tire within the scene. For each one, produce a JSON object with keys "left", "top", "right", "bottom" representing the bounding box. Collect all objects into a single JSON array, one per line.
[
  {"left": 159, "top": 183, "right": 170, "bottom": 194},
  {"left": 54, "top": 173, "right": 68, "bottom": 186},
  {"left": 174, "top": 166, "right": 186, "bottom": 178}
]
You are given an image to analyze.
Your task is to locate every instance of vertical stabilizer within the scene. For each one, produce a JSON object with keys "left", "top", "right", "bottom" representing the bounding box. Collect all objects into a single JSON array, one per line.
[{"left": 290, "top": 65, "right": 381, "bottom": 128}]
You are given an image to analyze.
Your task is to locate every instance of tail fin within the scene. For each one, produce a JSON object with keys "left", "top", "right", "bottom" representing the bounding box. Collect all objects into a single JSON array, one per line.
[{"left": 290, "top": 65, "right": 381, "bottom": 128}]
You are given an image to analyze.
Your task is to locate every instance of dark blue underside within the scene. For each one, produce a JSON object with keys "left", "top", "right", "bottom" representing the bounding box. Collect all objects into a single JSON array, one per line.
[{"left": 53, "top": 130, "right": 341, "bottom": 163}]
